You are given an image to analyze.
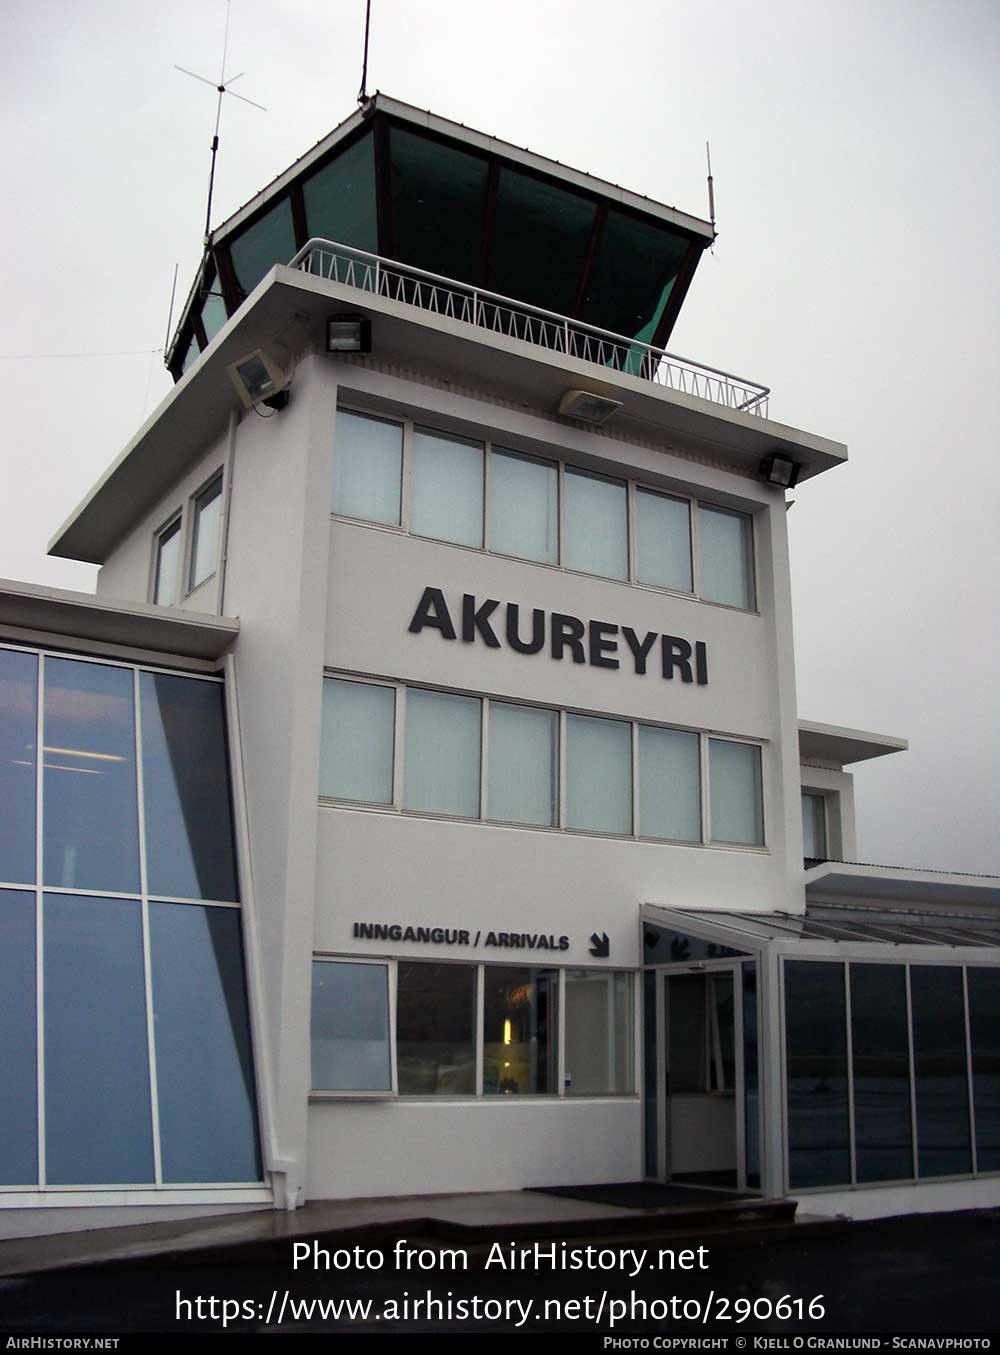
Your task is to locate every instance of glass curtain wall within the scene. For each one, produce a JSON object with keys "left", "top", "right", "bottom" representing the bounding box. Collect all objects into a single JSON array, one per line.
[{"left": 0, "top": 645, "right": 260, "bottom": 1189}]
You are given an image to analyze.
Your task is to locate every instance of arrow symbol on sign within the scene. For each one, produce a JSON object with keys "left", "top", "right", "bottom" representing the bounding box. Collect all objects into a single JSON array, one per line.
[{"left": 589, "top": 932, "right": 610, "bottom": 958}]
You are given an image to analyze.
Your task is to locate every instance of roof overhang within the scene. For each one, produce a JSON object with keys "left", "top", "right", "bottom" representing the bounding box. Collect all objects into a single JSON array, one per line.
[
  {"left": 0, "top": 578, "right": 239, "bottom": 661},
  {"left": 805, "top": 861, "right": 1000, "bottom": 911},
  {"left": 798, "top": 719, "right": 908, "bottom": 766},
  {"left": 52, "top": 266, "right": 848, "bottom": 565}
]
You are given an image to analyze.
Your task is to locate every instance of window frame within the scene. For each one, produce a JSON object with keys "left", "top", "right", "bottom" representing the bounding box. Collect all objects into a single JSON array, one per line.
[
  {"left": 332, "top": 404, "right": 758, "bottom": 612},
  {"left": 150, "top": 512, "right": 184, "bottom": 607},
  {"left": 309, "top": 955, "right": 637, "bottom": 1102},
  {"left": 319, "top": 671, "right": 767, "bottom": 852},
  {"left": 186, "top": 470, "right": 225, "bottom": 595}
]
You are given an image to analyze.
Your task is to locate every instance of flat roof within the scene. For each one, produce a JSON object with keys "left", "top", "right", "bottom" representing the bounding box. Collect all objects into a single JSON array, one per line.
[
  {"left": 0, "top": 578, "right": 239, "bottom": 661},
  {"left": 52, "top": 265, "right": 848, "bottom": 565},
  {"left": 805, "top": 861, "right": 1000, "bottom": 910},
  {"left": 798, "top": 719, "right": 908, "bottom": 766}
]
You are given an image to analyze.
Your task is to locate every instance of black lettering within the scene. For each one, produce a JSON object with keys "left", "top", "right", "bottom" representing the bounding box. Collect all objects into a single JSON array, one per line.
[
  {"left": 375, "top": 924, "right": 390, "bottom": 939},
  {"left": 622, "top": 627, "right": 657, "bottom": 676},
  {"left": 588, "top": 620, "right": 620, "bottom": 670},
  {"left": 537, "top": 934, "right": 550, "bottom": 949},
  {"left": 407, "top": 587, "right": 457, "bottom": 639},
  {"left": 485, "top": 931, "right": 498, "bottom": 946},
  {"left": 509, "top": 934, "right": 522, "bottom": 948},
  {"left": 558, "top": 935, "right": 570, "bottom": 951},
  {"left": 431, "top": 927, "right": 444, "bottom": 943},
  {"left": 505, "top": 603, "right": 545, "bottom": 654},
  {"left": 551, "top": 613, "right": 586, "bottom": 663},
  {"left": 355, "top": 922, "right": 375, "bottom": 939},
  {"left": 416, "top": 927, "right": 430, "bottom": 943},
  {"left": 498, "top": 932, "right": 509, "bottom": 947},
  {"left": 462, "top": 595, "right": 501, "bottom": 648},
  {"left": 662, "top": 635, "right": 694, "bottom": 682},
  {"left": 458, "top": 930, "right": 470, "bottom": 945},
  {"left": 389, "top": 925, "right": 402, "bottom": 940},
  {"left": 695, "top": 641, "right": 708, "bottom": 686}
]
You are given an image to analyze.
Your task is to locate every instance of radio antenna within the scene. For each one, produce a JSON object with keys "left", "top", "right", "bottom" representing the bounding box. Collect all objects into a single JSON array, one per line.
[
  {"left": 706, "top": 141, "right": 716, "bottom": 238},
  {"left": 358, "top": 0, "right": 373, "bottom": 103},
  {"left": 175, "top": 0, "right": 267, "bottom": 247}
]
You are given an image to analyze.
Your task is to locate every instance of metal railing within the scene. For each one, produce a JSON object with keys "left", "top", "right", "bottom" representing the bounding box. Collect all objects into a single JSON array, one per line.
[{"left": 289, "top": 239, "right": 770, "bottom": 417}]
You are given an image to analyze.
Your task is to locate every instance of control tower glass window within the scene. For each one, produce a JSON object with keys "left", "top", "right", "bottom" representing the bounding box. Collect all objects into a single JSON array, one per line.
[
  {"left": 390, "top": 128, "right": 488, "bottom": 285},
  {"left": 302, "top": 131, "right": 378, "bottom": 255},
  {"left": 489, "top": 169, "right": 596, "bottom": 317}
]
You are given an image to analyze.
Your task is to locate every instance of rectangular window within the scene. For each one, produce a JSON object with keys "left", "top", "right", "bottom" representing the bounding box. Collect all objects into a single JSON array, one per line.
[
  {"left": 153, "top": 517, "right": 182, "bottom": 606},
  {"left": 709, "top": 739, "right": 763, "bottom": 846},
  {"left": 332, "top": 409, "right": 403, "bottom": 526},
  {"left": 489, "top": 447, "right": 558, "bottom": 564},
  {"left": 635, "top": 489, "right": 692, "bottom": 592},
  {"left": 0, "top": 889, "right": 37, "bottom": 1184},
  {"left": 910, "top": 966, "right": 972, "bottom": 1178},
  {"left": 697, "top": 504, "right": 755, "bottom": 610},
  {"left": 397, "top": 962, "right": 476, "bottom": 1095},
  {"left": 563, "top": 468, "right": 628, "bottom": 580},
  {"left": 483, "top": 967, "right": 558, "bottom": 1094},
  {"left": 188, "top": 474, "right": 223, "bottom": 591},
  {"left": 968, "top": 967, "right": 1000, "bottom": 1173},
  {"left": 411, "top": 428, "right": 483, "bottom": 547},
  {"left": 802, "top": 792, "right": 827, "bottom": 859},
  {"left": 487, "top": 702, "right": 557, "bottom": 827},
  {"left": 403, "top": 688, "right": 481, "bottom": 817},
  {"left": 850, "top": 963, "right": 913, "bottom": 1182},
  {"left": 638, "top": 724, "right": 700, "bottom": 842},
  {"left": 311, "top": 960, "right": 391, "bottom": 1093},
  {"left": 565, "top": 713, "right": 632, "bottom": 834},
  {"left": 0, "top": 648, "right": 37, "bottom": 886},
  {"left": 320, "top": 678, "right": 395, "bottom": 804},
  {"left": 784, "top": 960, "right": 850, "bottom": 1188},
  {"left": 565, "top": 971, "right": 634, "bottom": 1095}
]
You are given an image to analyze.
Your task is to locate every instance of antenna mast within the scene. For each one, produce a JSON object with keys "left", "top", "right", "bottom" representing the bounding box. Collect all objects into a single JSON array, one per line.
[
  {"left": 175, "top": 0, "right": 267, "bottom": 249},
  {"left": 358, "top": 0, "right": 373, "bottom": 103},
  {"left": 706, "top": 141, "right": 716, "bottom": 237}
]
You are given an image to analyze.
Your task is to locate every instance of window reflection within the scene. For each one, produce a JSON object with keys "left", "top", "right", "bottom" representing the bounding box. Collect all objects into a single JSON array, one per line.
[
  {"left": 483, "top": 967, "right": 558, "bottom": 1094},
  {"left": 43, "top": 657, "right": 140, "bottom": 894},
  {"left": 397, "top": 962, "right": 475, "bottom": 1094},
  {"left": 0, "top": 648, "right": 37, "bottom": 886}
]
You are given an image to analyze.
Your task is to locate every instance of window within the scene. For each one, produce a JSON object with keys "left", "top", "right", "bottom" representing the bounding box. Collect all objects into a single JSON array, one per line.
[
  {"left": 911, "top": 966, "right": 972, "bottom": 1177},
  {"left": 397, "top": 962, "right": 476, "bottom": 1094},
  {"left": 320, "top": 673, "right": 765, "bottom": 848},
  {"left": 403, "top": 688, "right": 481, "bottom": 817},
  {"left": 563, "top": 468, "right": 628, "bottom": 581},
  {"left": 850, "top": 963, "right": 913, "bottom": 1183},
  {"left": 802, "top": 792, "right": 827, "bottom": 859},
  {"left": 411, "top": 427, "right": 483, "bottom": 547},
  {"left": 565, "top": 970, "right": 634, "bottom": 1095},
  {"left": 638, "top": 724, "right": 700, "bottom": 842},
  {"left": 188, "top": 474, "right": 223, "bottom": 591},
  {"left": 320, "top": 678, "right": 395, "bottom": 804},
  {"left": 311, "top": 960, "right": 392, "bottom": 1093},
  {"left": 0, "top": 644, "right": 260, "bottom": 1190},
  {"left": 489, "top": 447, "right": 558, "bottom": 564},
  {"left": 331, "top": 410, "right": 402, "bottom": 526},
  {"left": 635, "top": 489, "right": 691, "bottom": 592},
  {"left": 709, "top": 739, "right": 763, "bottom": 846},
  {"left": 784, "top": 961, "right": 850, "bottom": 1188},
  {"left": 697, "top": 504, "right": 755, "bottom": 610},
  {"left": 153, "top": 517, "right": 182, "bottom": 606},
  {"left": 483, "top": 967, "right": 559, "bottom": 1094},
  {"left": 487, "top": 702, "right": 557, "bottom": 827},
  {"left": 968, "top": 968, "right": 1000, "bottom": 1173},
  {"left": 312, "top": 959, "right": 635, "bottom": 1099},
  {"left": 565, "top": 713, "right": 632, "bottom": 834},
  {"left": 332, "top": 407, "right": 759, "bottom": 609}
]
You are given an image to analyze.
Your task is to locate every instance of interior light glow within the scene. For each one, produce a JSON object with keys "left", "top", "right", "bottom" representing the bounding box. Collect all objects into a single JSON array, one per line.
[{"left": 503, "top": 1018, "right": 512, "bottom": 1046}]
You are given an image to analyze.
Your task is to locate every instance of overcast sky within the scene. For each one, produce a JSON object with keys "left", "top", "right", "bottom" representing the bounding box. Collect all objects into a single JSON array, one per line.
[{"left": 1, "top": 0, "right": 997, "bottom": 873}]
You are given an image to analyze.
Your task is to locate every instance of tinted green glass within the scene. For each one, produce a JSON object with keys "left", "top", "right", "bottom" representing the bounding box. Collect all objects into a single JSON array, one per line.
[
  {"left": 199, "top": 291, "right": 228, "bottom": 344},
  {"left": 390, "top": 128, "right": 487, "bottom": 284},
  {"left": 579, "top": 209, "right": 688, "bottom": 342},
  {"left": 303, "top": 132, "right": 378, "bottom": 253},
  {"left": 229, "top": 196, "right": 296, "bottom": 294},
  {"left": 490, "top": 168, "right": 595, "bottom": 314},
  {"left": 785, "top": 961, "right": 850, "bottom": 1187}
]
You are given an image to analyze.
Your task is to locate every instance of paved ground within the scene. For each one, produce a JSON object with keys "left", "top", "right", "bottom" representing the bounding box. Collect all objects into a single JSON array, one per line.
[{"left": 0, "top": 1206, "right": 997, "bottom": 1334}]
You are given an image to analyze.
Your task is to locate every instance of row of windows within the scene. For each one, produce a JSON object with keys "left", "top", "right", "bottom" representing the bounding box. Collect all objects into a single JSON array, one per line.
[
  {"left": 152, "top": 471, "right": 224, "bottom": 606},
  {"left": 311, "top": 958, "right": 635, "bottom": 1098},
  {"left": 321, "top": 675, "right": 766, "bottom": 847},
  {"left": 333, "top": 409, "right": 757, "bottom": 610},
  {"left": 785, "top": 960, "right": 1000, "bottom": 1189},
  {"left": 0, "top": 645, "right": 238, "bottom": 900}
]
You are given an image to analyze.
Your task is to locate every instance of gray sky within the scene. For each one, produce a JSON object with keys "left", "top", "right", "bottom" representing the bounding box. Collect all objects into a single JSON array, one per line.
[{"left": 1, "top": 0, "right": 997, "bottom": 873}]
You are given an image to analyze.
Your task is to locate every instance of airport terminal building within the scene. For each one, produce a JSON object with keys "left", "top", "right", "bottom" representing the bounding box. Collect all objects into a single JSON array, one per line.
[{"left": 1, "top": 95, "right": 997, "bottom": 1238}]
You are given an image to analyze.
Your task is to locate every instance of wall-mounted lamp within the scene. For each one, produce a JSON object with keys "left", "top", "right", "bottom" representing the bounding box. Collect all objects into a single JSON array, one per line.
[
  {"left": 557, "top": 388, "right": 623, "bottom": 426},
  {"left": 327, "top": 313, "right": 372, "bottom": 354},
  {"left": 759, "top": 451, "right": 801, "bottom": 489},
  {"left": 227, "top": 349, "right": 289, "bottom": 411}
]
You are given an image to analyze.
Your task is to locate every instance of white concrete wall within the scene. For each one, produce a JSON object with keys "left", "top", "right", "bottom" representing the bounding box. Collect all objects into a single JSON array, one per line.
[
  {"left": 799, "top": 762, "right": 857, "bottom": 860},
  {"left": 307, "top": 1100, "right": 641, "bottom": 1199}
]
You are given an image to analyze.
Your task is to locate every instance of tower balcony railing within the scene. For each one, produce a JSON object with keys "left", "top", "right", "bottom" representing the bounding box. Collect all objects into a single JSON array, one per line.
[{"left": 289, "top": 239, "right": 770, "bottom": 417}]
